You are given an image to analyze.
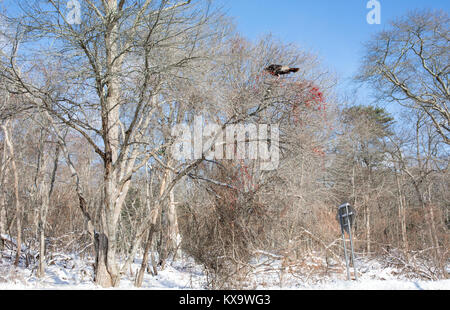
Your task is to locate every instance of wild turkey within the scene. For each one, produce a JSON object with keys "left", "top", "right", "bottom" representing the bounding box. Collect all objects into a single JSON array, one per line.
[{"left": 264, "top": 64, "right": 299, "bottom": 77}]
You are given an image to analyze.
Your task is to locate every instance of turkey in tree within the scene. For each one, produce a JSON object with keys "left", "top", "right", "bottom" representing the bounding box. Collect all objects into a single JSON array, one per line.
[{"left": 264, "top": 64, "right": 299, "bottom": 77}]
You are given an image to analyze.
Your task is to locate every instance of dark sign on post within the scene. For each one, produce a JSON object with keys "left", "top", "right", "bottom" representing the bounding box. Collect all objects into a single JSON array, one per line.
[
  {"left": 337, "top": 203, "right": 355, "bottom": 234},
  {"left": 337, "top": 203, "right": 358, "bottom": 281}
]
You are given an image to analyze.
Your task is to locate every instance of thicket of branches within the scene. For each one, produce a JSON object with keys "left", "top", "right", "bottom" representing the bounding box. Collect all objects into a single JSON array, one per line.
[{"left": 0, "top": 2, "right": 448, "bottom": 288}]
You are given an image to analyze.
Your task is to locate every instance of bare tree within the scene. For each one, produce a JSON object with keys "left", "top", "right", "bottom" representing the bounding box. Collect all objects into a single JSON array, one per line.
[
  {"left": 0, "top": 119, "right": 22, "bottom": 266},
  {"left": 358, "top": 10, "right": 449, "bottom": 144},
  {"left": 0, "top": 0, "right": 228, "bottom": 287},
  {"left": 0, "top": 122, "right": 9, "bottom": 252},
  {"left": 36, "top": 135, "right": 60, "bottom": 278},
  {"left": 386, "top": 110, "right": 448, "bottom": 278}
]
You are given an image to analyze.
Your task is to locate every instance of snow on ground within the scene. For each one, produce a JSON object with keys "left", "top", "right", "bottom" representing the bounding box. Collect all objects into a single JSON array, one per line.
[
  {"left": 0, "top": 251, "right": 206, "bottom": 290},
  {"left": 246, "top": 252, "right": 450, "bottom": 290},
  {"left": 304, "top": 279, "right": 450, "bottom": 290},
  {"left": 0, "top": 248, "right": 449, "bottom": 290}
]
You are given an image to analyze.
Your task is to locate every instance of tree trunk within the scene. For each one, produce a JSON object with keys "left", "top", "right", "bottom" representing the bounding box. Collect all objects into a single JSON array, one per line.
[
  {"left": 37, "top": 144, "right": 59, "bottom": 278},
  {"left": 395, "top": 172, "right": 409, "bottom": 255},
  {"left": 37, "top": 176, "right": 49, "bottom": 277},
  {"left": 135, "top": 224, "right": 156, "bottom": 287},
  {"left": 155, "top": 169, "right": 170, "bottom": 268},
  {"left": 167, "top": 189, "right": 180, "bottom": 260},
  {"left": 0, "top": 195, "right": 5, "bottom": 252},
  {"left": 94, "top": 232, "right": 114, "bottom": 287},
  {"left": 95, "top": 173, "right": 127, "bottom": 287},
  {"left": 1, "top": 122, "right": 22, "bottom": 266},
  {"left": 365, "top": 203, "right": 371, "bottom": 255},
  {"left": 37, "top": 223, "right": 46, "bottom": 277},
  {"left": 92, "top": 0, "right": 125, "bottom": 287},
  {"left": 0, "top": 139, "right": 7, "bottom": 251}
]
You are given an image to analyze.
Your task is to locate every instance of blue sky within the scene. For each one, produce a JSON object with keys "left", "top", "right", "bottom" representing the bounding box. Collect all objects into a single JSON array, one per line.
[
  {"left": 4, "top": 0, "right": 447, "bottom": 81},
  {"left": 2, "top": 0, "right": 448, "bottom": 115},
  {"left": 222, "top": 0, "right": 449, "bottom": 80},
  {"left": 221, "top": 0, "right": 449, "bottom": 112}
]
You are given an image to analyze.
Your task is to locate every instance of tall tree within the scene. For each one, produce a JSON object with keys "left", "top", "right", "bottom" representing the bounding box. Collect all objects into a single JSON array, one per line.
[
  {"left": 0, "top": 120, "right": 22, "bottom": 265},
  {"left": 334, "top": 105, "right": 394, "bottom": 254},
  {"left": 358, "top": 10, "right": 449, "bottom": 144},
  {"left": 0, "top": 0, "right": 225, "bottom": 287}
]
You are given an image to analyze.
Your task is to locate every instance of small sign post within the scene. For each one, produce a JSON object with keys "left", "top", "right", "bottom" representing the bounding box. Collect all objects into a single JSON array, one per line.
[{"left": 337, "top": 203, "right": 358, "bottom": 280}]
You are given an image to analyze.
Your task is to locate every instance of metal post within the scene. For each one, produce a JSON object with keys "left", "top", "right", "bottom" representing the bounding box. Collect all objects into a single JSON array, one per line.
[
  {"left": 345, "top": 204, "right": 358, "bottom": 281},
  {"left": 340, "top": 222, "right": 351, "bottom": 281}
]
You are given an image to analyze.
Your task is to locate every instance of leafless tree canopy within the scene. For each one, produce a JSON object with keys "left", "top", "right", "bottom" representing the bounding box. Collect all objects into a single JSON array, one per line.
[{"left": 358, "top": 10, "right": 449, "bottom": 144}]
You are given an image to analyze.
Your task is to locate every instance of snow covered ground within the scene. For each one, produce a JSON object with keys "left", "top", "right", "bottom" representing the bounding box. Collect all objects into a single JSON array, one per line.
[
  {"left": 0, "top": 253, "right": 207, "bottom": 290},
  {"left": 0, "top": 248, "right": 449, "bottom": 290}
]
